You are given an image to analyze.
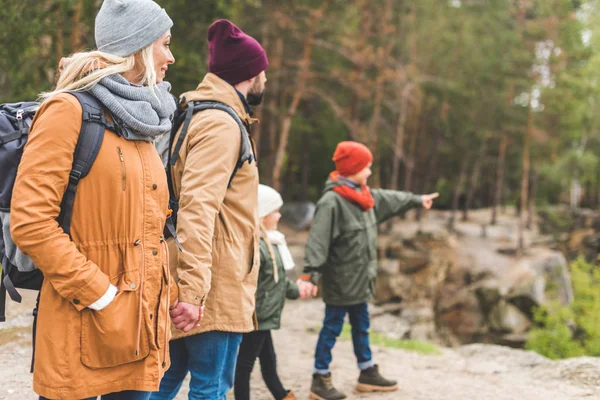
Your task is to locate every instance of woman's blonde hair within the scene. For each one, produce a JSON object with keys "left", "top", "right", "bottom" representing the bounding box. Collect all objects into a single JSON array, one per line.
[{"left": 39, "top": 44, "right": 157, "bottom": 101}]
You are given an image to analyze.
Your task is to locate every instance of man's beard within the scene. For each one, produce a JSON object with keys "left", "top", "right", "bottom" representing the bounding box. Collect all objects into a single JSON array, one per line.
[
  {"left": 247, "top": 78, "right": 265, "bottom": 106},
  {"left": 247, "top": 90, "right": 265, "bottom": 106}
]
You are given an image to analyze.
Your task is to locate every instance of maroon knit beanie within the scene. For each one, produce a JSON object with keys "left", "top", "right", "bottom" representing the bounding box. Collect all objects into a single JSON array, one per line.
[
  {"left": 208, "top": 19, "right": 269, "bottom": 85},
  {"left": 333, "top": 141, "right": 373, "bottom": 177}
]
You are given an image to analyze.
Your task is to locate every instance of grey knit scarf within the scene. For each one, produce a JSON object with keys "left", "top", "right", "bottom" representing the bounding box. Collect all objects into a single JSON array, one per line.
[{"left": 89, "top": 74, "right": 177, "bottom": 142}]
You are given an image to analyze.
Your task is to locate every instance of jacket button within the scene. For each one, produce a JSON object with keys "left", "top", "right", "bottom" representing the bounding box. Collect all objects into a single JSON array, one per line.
[
  {"left": 129, "top": 283, "right": 136, "bottom": 289},
  {"left": 73, "top": 299, "right": 80, "bottom": 305},
  {"left": 153, "top": 249, "right": 158, "bottom": 256},
  {"left": 152, "top": 183, "right": 158, "bottom": 190}
]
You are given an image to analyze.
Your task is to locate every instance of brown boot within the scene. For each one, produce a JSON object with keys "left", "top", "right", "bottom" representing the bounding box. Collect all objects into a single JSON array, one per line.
[
  {"left": 309, "top": 373, "right": 347, "bottom": 400},
  {"left": 282, "top": 390, "right": 296, "bottom": 399},
  {"left": 356, "top": 365, "right": 398, "bottom": 392}
]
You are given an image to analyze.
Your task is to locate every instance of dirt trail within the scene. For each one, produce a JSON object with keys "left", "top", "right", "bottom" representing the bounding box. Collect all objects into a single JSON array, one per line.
[{"left": 2, "top": 291, "right": 599, "bottom": 400}]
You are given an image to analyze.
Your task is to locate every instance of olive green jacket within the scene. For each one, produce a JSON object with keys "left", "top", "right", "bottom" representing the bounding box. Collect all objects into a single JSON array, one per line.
[
  {"left": 303, "top": 178, "right": 422, "bottom": 305},
  {"left": 256, "top": 238, "right": 299, "bottom": 330}
]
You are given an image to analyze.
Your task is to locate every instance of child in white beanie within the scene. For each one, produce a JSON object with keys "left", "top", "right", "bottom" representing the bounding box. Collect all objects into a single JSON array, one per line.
[{"left": 234, "top": 185, "right": 317, "bottom": 400}]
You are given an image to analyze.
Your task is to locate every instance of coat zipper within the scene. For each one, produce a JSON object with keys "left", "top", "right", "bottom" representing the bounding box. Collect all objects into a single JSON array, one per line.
[
  {"left": 117, "top": 147, "right": 126, "bottom": 191},
  {"left": 161, "top": 237, "right": 170, "bottom": 367}
]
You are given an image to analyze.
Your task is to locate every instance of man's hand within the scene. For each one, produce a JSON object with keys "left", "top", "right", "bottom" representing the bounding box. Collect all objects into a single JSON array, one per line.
[
  {"left": 297, "top": 279, "right": 318, "bottom": 299},
  {"left": 422, "top": 193, "right": 439, "bottom": 210},
  {"left": 169, "top": 301, "right": 203, "bottom": 332}
]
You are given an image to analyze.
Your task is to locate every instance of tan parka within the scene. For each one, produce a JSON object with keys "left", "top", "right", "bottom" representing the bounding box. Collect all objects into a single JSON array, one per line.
[
  {"left": 10, "top": 93, "right": 178, "bottom": 399},
  {"left": 168, "top": 73, "right": 260, "bottom": 339}
]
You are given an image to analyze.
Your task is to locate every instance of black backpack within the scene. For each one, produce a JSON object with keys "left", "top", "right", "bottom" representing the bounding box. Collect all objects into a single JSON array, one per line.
[
  {"left": 0, "top": 91, "right": 118, "bottom": 323},
  {"left": 163, "top": 99, "right": 255, "bottom": 244}
]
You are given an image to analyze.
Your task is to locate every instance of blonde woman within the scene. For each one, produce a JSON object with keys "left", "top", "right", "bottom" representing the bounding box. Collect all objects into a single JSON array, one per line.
[{"left": 9, "top": 1, "right": 187, "bottom": 399}]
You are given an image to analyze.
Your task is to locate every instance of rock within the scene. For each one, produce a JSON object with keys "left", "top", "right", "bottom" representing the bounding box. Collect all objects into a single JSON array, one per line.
[
  {"left": 534, "top": 250, "right": 574, "bottom": 305},
  {"left": 374, "top": 274, "right": 411, "bottom": 304},
  {"left": 497, "top": 333, "right": 529, "bottom": 349},
  {"left": 497, "top": 247, "right": 518, "bottom": 256},
  {"left": 383, "top": 241, "right": 405, "bottom": 259},
  {"left": 410, "top": 321, "right": 437, "bottom": 341},
  {"left": 504, "top": 250, "right": 573, "bottom": 319},
  {"left": 398, "top": 248, "right": 431, "bottom": 274},
  {"left": 280, "top": 201, "right": 315, "bottom": 230},
  {"left": 474, "top": 279, "right": 505, "bottom": 316},
  {"left": 437, "top": 287, "right": 486, "bottom": 343},
  {"left": 507, "top": 272, "right": 546, "bottom": 319},
  {"left": 401, "top": 307, "right": 434, "bottom": 324},
  {"left": 488, "top": 300, "right": 531, "bottom": 334},
  {"left": 377, "top": 258, "right": 400, "bottom": 275},
  {"left": 593, "top": 215, "right": 600, "bottom": 231},
  {"left": 371, "top": 313, "right": 411, "bottom": 340}
]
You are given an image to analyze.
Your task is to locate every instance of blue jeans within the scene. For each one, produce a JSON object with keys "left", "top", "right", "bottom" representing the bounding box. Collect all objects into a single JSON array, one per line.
[
  {"left": 314, "top": 302, "right": 374, "bottom": 374},
  {"left": 151, "top": 331, "right": 243, "bottom": 400},
  {"left": 40, "top": 391, "right": 150, "bottom": 400}
]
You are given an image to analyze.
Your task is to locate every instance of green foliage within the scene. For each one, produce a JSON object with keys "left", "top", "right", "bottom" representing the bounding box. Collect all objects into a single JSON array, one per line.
[
  {"left": 0, "top": 0, "right": 599, "bottom": 206},
  {"left": 525, "top": 257, "right": 600, "bottom": 359}
]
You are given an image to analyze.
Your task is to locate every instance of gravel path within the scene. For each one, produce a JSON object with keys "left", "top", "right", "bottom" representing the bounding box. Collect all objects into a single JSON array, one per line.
[{"left": 2, "top": 292, "right": 599, "bottom": 400}]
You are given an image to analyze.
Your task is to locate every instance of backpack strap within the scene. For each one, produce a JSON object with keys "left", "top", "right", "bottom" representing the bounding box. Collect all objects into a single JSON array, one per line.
[
  {"left": 189, "top": 101, "right": 254, "bottom": 187},
  {"left": 0, "top": 266, "right": 7, "bottom": 322},
  {"left": 57, "top": 92, "right": 113, "bottom": 236},
  {"left": 164, "top": 100, "right": 254, "bottom": 244}
]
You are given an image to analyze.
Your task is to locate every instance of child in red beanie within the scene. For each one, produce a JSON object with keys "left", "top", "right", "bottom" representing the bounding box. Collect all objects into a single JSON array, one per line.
[{"left": 303, "top": 141, "right": 438, "bottom": 400}]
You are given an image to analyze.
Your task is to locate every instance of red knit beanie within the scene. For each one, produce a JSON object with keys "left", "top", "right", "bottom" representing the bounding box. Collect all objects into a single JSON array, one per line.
[
  {"left": 333, "top": 141, "right": 373, "bottom": 177},
  {"left": 208, "top": 19, "right": 269, "bottom": 85}
]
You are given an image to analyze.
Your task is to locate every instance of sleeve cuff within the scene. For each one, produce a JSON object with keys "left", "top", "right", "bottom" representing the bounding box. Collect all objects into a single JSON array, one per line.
[
  {"left": 69, "top": 269, "right": 112, "bottom": 311},
  {"left": 87, "top": 284, "right": 118, "bottom": 311},
  {"left": 179, "top": 290, "right": 206, "bottom": 307},
  {"left": 413, "top": 194, "right": 424, "bottom": 207}
]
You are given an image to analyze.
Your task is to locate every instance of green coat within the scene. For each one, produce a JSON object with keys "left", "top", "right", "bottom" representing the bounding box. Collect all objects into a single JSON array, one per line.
[
  {"left": 256, "top": 238, "right": 300, "bottom": 330},
  {"left": 303, "top": 178, "right": 422, "bottom": 306}
]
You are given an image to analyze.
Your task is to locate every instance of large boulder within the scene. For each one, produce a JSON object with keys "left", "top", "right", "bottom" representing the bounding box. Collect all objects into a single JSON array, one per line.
[
  {"left": 488, "top": 300, "right": 532, "bottom": 334},
  {"left": 506, "top": 250, "right": 573, "bottom": 319}
]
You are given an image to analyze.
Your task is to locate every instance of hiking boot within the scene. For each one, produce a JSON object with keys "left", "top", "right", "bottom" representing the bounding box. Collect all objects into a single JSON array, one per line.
[
  {"left": 309, "top": 373, "right": 347, "bottom": 400},
  {"left": 356, "top": 364, "right": 398, "bottom": 392},
  {"left": 282, "top": 390, "right": 296, "bottom": 400}
]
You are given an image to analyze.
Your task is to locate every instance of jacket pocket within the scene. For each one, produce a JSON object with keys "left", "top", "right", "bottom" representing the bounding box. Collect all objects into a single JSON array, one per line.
[
  {"left": 80, "top": 246, "right": 149, "bottom": 369},
  {"left": 80, "top": 282, "right": 150, "bottom": 369},
  {"left": 242, "top": 233, "right": 259, "bottom": 283}
]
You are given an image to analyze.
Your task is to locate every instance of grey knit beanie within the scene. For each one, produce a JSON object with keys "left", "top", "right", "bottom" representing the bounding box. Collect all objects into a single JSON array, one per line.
[{"left": 95, "top": 0, "right": 173, "bottom": 57}]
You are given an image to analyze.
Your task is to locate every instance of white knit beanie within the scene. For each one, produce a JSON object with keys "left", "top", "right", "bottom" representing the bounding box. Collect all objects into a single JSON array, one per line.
[
  {"left": 95, "top": 0, "right": 173, "bottom": 57},
  {"left": 258, "top": 184, "right": 283, "bottom": 219}
]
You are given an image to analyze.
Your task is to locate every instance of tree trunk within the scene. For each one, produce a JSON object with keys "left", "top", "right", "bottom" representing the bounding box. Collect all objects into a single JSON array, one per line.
[
  {"left": 518, "top": 99, "right": 532, "bottom": 256},
  {"left": 70, "top": 0, "right": 84, "bottom": 52},
  {"left": 390, "top": 83, "right": 415, "bottom": 191},
  {"left": 252, "top": 23, "right": 271, "bottom": 155},
  {"left": 272, "top": 3, "right": 330, "bottom": 191},
  {"left": 368, "top": 75, "right": 385, "bottom": 188},
  {"left": 404, "top": 118, "right": 420, "bottom": 192},
  {"left": 526, "top": 166, "right": 537, "bottom": 230},
  {"left": 263, "top": 36, "right": 284, "bottom": 186},
  {"left": 449, "top": 158, "right": 469, "bottom": 232},
  {"left": 463, "top": 134, "right": 488, "bottom": 221},
  {"left": 55, "top": 3, "right": 64, "bottom": 64},
  {"left": 301, "top": 130, "right": 310, "bottom": 201},
  {"left": 491, "top": 134, "right": 508, "bottom": 225}
]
